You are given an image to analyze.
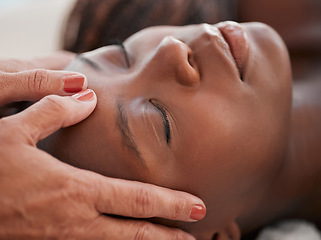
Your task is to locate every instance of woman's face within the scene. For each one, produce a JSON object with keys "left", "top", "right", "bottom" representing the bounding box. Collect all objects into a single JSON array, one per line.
[{"left": 45, "top": 22, "right": 292, "bottom": 234}]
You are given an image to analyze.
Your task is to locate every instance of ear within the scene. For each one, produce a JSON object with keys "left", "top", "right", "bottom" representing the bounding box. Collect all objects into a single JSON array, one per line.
[{"left": 213, "top": 221, "right": 241, "bottom": 240}]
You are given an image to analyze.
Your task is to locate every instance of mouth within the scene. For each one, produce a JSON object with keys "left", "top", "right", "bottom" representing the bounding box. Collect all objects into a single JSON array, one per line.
[{"left": 217, "top": 21, "right": 249, "bottom": 80}]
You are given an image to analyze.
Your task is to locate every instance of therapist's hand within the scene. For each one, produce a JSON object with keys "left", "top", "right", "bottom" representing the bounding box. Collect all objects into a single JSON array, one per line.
[
  {"left": 0, "top": 92, "right": 205, "bottom": 240},
  {"left": 0, "top": 52, "right": 88, "bottom": 106},
  {"left": 0, "top": 63, "right": 205, "bottom": 240},
  {"left": 0, "top": 51, "right": 75, "bottom": 73}
]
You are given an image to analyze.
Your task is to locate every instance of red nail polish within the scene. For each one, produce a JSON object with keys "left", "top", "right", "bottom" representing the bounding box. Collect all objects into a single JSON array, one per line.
[
  {"left": 63, "top": 74, "right": 85, "bottom": 93},
  {"left": 72, "top": 89, "right": 95, "bottom": 101},
  {"left": 190, "top": 204, "right": 206, "bottom": 221}
]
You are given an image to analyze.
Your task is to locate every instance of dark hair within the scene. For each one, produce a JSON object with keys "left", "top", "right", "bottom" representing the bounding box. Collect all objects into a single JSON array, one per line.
[{"left": 62, "top": 0, "right": 238, "bottom": 53}]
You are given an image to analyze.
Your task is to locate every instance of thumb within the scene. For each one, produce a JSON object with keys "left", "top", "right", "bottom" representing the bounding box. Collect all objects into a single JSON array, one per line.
[
  {"left": 0, "top": 69, "right": 87, "bottom": 105},
  {"left": 6, "top": 89, "right": 97, "bottom": 144}
]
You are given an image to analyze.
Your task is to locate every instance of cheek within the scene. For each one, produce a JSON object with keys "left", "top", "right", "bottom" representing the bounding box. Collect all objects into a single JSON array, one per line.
[
  {"left": 242, "top": 23, "right": 292, "bottom": 147},
  {"left": 146, "top": 92, "right": 291, "bottom": 212},
  {"left": 243, "top": 23, "right": 292, "bottom": 98}
]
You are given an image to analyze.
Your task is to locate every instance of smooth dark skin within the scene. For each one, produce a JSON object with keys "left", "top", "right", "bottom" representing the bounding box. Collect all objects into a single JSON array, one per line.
[{"left": 40, "top": 21, "right": 321, "bottom": 239}]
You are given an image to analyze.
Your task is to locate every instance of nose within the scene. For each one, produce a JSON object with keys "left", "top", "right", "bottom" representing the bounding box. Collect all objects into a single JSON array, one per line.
[{"left": 147, "top": 36, "right": 200, "bottom": 87}]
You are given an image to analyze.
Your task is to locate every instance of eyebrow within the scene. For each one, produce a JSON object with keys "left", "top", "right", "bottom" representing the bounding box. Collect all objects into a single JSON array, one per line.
[
  {"left": 76, "top": 55, "right": 147, "bottom": 168},
  {"left": 115, "top": 101, "right": 147, "bottom": 169},
  {"left": 76, "top": 54, "right": 102, "bottom": 71}
]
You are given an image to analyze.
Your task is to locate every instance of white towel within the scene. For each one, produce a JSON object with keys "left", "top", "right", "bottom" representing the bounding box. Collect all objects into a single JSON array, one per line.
[{"left": 257, "top": 220, "right": 321, "bottom": 240}]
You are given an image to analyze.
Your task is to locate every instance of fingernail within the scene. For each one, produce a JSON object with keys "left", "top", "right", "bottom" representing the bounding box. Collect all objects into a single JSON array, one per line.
[
  {"left": 72, "top": 89, "right": 95, "bottom": 101},
  {"left": 190, "top": 204, "right": 206, "bottom": 221},
  {"left": 63, "top": 74, "right": 85, "bottom": 93}
]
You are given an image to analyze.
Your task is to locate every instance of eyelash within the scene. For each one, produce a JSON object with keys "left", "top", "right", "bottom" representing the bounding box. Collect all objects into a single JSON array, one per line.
[
  {"left": 150, "top": 100, "right": 171, "bottom": 144},
  {"left": 111, "top": 40, "right": 130, "bottom": 68}
]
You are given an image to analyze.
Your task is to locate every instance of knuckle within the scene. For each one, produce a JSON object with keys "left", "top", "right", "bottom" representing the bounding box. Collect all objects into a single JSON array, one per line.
[
  {"left": 28, "top": 69, "right": 49, "bottom": 93},
  {"left": 70, "top": 172, "right": 99, "bottom": 207},
  {"left": 172, "top": 229, "right": 189, "bottom": 240},
  {"left": 42, "top": 95, "right": 66, "bottom": 114},
  {"left": 171, "top": 198, "right": 186, "bottom": 220},
  {"left": 0, "top": 117, "right": 19, "bottom": 140},
  {"left": 0, "top": 116, "right": 36, "bottom": 146},
  {"left": 172, "top": 201, "right": 181, "bottom": 220},
  {"left": 134, "top": 187, "right": 153, "bottom": 217},
  {"left": 134, "top": 223, "right": 153, "bottom": 240}
]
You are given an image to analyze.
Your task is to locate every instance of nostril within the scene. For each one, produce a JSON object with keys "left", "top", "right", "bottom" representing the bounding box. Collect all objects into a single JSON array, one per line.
[
  {"left": 187, "top": 52, "right": 197, "bottom": 71},
  {"left": 152, "top": 36, "right": 200, "bottom": 87},
  {"left": 176, "top": 39, "right": 200, "bottom": 86},
  {"left": 178, "top": 38, "right": 200, "bottom": 75},
  {"left": 212, "top": 233, "right": 219, "bottom": 240}
]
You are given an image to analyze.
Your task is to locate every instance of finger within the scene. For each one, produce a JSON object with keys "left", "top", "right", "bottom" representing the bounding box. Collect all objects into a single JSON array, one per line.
[
  {"left": 84, "top": 216, "right": 196, "bottom": 240},
  {"left": 0, "top": 69, "right": 87, "bottom": 105},
  {"left": 0, "top": 51, "right": 75, "bottom": 73},
  {"left": 92, "top": 176, "right": 206, "bottom": 222},
  {"left": 6, "top": 89, "right": 97, "bottom": 144}
]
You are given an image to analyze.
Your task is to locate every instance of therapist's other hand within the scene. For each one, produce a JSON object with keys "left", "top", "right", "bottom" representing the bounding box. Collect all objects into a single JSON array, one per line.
[
  {"left": 0, "top": 68, "right": 87, "bottom": 106},
  {"left": 0, "top": 92, "right": 205, "bottom": 239},
  {"left": 0, "top": 51, "right": 87, "bottom": 106},
  {"left": 0, "top": 51, "right": 75, "bottom": 73}
]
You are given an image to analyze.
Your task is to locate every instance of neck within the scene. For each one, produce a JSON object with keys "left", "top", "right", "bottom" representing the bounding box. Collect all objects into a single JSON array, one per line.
[{"left": 240, "top": 75, "right": 321, "bottom": 234}]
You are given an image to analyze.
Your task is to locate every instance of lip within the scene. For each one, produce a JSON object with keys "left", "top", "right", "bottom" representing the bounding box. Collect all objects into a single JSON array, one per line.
[{"left": 216, "top": 21, "right": 249, "bottom": 79}]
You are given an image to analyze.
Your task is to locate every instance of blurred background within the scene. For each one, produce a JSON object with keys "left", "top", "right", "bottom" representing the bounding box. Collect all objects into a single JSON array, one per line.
[{"left": 0, "top": 0, "right": 76, "bottom": 59}]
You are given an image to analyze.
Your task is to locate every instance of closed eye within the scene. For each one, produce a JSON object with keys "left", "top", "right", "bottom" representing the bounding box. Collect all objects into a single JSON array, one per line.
[
  {"left": 109, "top": 40, "right": 130, "bottom": 68},
  {"left": 150, "top": 100, "right": 171, "bottom": 144}
]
